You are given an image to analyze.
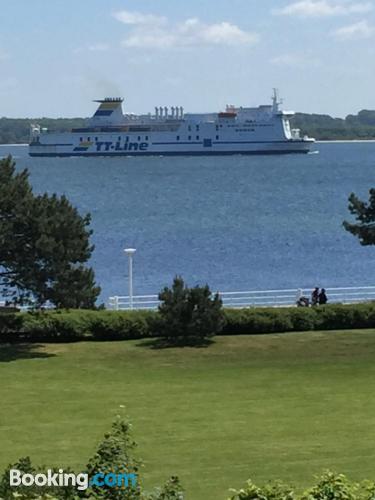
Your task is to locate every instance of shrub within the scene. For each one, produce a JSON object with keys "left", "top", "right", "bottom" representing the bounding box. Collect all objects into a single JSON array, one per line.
[
  {"left": 228, "top": 479, "right": 295, "bottom": 499},
  {"left": 300, "top": 471, "right": 358, "bottom": 499},
  {"left": 1, "top": 303, "right": 375, "bottom": 345},
  {"left": 90, "top": 311, "right": 154, "bottom": 341},
  {"left": 0, "top": 310, "right": 158, "bottom": 343},
  {"left": 21, "top": 310, "right": 93, "bottom": 342},
  {"left": 84, "top": 416, "right": 142, "bottom": 499},
  {"left": 223, "top": 308, "right": 294, "bottom": 335},
  {"left": 0, "top": 457, "right": 76, "bottom": 499},
  {"left": 0, "top": 312, "right": 24, "bottom": 341},
  {"left": 158, "top": 276, "right": 224, "bottom": 344},
  {"left": 223, "top": 303, "right": 375, "bottom": 335},
  {"left": 229, "top": 472, "right": 375, "bottom": 500},
  {"left": 0, "top": 416, "right": 183, "bottom": 500}
]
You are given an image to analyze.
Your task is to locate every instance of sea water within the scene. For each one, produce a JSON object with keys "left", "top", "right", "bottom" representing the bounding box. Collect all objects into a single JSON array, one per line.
[{"left": 2, "top": 142, "right": 375, "bottom": 303}]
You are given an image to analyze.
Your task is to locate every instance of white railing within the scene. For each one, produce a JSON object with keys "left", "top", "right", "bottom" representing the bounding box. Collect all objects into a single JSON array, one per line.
[{"left": 108, "top": 285, "right": 375, "bottom": 311}]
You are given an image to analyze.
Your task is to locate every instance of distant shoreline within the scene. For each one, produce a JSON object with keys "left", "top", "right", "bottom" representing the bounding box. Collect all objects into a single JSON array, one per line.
[{"left": 316, "top": 139, "right": 375, "bottom": 143}]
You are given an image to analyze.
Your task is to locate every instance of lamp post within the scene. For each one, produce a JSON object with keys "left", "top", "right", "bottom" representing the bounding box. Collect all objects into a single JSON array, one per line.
[{"left": 124, "top": 248, "right": 136, "bottom": 310}]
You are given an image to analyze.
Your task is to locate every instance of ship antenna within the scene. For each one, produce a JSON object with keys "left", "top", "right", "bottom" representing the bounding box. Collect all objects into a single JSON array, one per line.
[{"left": 272, "top": 88, "right": 281, "bottom": 112}]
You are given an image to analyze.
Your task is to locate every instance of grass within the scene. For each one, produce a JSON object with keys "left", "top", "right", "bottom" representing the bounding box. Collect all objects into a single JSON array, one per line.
[{"left": 1, "top": 331, "right": 375, "bottom": 499}]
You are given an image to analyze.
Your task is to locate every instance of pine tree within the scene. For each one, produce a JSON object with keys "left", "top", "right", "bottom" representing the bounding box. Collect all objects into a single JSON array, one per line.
[
  {"left": 343, "top": 189, "right": 375, "bottom": 245},
  {"left": 0, "top": 156, "right": 100, "bottom": 308}
]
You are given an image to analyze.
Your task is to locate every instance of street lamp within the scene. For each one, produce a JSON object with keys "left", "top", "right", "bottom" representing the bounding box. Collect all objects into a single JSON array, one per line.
[{"left": 124, "top": 248, "right": 136, "bottom": 310}]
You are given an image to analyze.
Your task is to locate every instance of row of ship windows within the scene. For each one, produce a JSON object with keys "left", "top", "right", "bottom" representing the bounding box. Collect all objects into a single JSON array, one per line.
[
  {"left": 80, "top": 135, "right": 221, "bottom": 142},
  {"left": 176, "top": 136, "right": 220, "bottom": 141},
  {"left": 79, "top": 125, "right": 262, "bottom": 143},
  {"left": 188, "top": 125, "right": 222, "bottom": 131},
  {"left": 80, "top": 136, "right": 150, "bottom": 142}
]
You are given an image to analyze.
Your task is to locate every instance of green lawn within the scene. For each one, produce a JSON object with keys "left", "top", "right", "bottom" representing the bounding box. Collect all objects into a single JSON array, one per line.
[{"left": 1, "top": 331, "right": 375, "bottom": 499}]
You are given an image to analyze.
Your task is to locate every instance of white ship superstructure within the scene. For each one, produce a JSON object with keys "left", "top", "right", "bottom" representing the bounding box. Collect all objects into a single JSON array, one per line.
[{"left": 29, "top": 90, "right": 315, "bottom": 157}]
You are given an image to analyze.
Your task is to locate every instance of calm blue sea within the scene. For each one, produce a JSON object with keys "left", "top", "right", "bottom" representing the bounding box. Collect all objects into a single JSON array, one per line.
[{"left": 2, "top": 143, "right": 375, "bottom": 303}]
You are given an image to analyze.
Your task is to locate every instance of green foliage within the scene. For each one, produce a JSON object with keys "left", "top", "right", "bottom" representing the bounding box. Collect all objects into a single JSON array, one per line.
[
  {"left": 230, "top": 473, "right": 375, "bottom": 500},
  {"left": 0, "top": 156, "right": 100, "bottom": 308},
  {"left": 0, "top": 117, "right": 86, "bottom": 145},
  {"left": 0, "top": 457, "right": 76, "bottom": 499},
  {"left": 291, "top": 111, "right": 375, "bottom": 140},
  {"left": 228, "top": 479, "right": 295, "bottom": 499},
  {"left": 146, "top": 477, "right": 184, "bottom": 500},
  {"left": 84, "top": 417, "right": 142, "bottom": 499},
  {"left": 89, "top": 311, "right": 154, "bottom": 341},
  {"left": 222, "top": 304, "right": 375, "bottom": 335},
  {"left": 301, "top": 471, "right": 358, "bottom": 499},
  {"left": 343, "top": 189, "right": 375, "bottom": 246},
  {"left": 0, "top": 417, "right": 183, "bottom": 500},
  {"left": 0, "top": 310, "right": 156, "bottom": 343},
  {"left": 2, "top": 303, "right": 375, "bottom": 343},
  {"left": 158, "top": 276, "right": 224, "bottom": 344}
]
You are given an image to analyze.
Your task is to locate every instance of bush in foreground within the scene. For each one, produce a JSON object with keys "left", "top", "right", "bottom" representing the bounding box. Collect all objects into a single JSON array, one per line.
[
  {"left": 229, "top": 472, "right": 375, "bottom": 500},
  {"left": 0, "top": 415, "right": 183, "bottom": 500}
]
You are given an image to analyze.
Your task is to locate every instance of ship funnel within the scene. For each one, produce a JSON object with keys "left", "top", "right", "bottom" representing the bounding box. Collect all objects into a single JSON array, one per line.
[
  {"left": 164, "top": 106, "right": 168, "bottom": 118},
  {"left": 155, "top": 107, "right": 159, "bottom": 118},
  {"left": 180, "top": 106, "right": 184, "bottom": 118},
  {"left": 171, "top": 106, "right": 175, "bottom": 118},
  {"left": 159, "top": 106, "right": 163, "bottom": 118}
]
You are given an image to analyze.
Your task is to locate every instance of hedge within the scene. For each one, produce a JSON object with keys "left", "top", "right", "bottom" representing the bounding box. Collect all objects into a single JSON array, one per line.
[
  {"left": 0, "top": 310, "right": 158, "bottom": 343},
  {"left": 1, "top": 303, "right": 375, "bottom": 343},
  {"left": 222, "top": 303, "right": 375, "bottom": 335}
]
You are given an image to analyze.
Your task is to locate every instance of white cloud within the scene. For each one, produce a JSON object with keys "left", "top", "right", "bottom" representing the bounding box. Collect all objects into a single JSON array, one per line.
[
  {"left": 273, "top": 1, "right": 373, "bottom": 17},
  {"left": 332, "top": 20, "right": 375, "bottom": 39},
  {"left": 116, "top": 13, "right": 259, "bottom": 49},
  {"left": 112, "top": 10, "right": 167, "bottom": 26}
]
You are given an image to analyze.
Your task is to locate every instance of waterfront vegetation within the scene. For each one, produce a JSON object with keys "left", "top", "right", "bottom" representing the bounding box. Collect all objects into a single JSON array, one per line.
[
  {"left": 0, "top": 156, "right": 100, "bottom": 308},
  {"left": 1, "top": 330, "right": 375, "bottom": 498},
  {"left": 291, "top": 110, "right": 375, "bottom": 140},
  {"left": 2, "top": 302, "right": 375, "bottom": 343}
]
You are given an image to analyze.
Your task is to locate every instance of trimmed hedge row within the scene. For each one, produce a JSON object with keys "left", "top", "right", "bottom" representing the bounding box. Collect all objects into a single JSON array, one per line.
[
  {"left": 222, "top": 303, "right": 375, "bottom": 334},
  {"left": 1, "top": 303, "right": 375, "bottom": 343},
  {"left": 0, "top": 310, "right": 159, "bottom": 343}
]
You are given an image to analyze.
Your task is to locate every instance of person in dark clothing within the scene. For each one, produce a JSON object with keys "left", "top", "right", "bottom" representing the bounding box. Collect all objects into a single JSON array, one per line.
[
  {"left": 311, "top": 287, "right": 319, "bottom": 306},
  {"left": 318, "top": 288, "right": 328, "bottom": 305}
]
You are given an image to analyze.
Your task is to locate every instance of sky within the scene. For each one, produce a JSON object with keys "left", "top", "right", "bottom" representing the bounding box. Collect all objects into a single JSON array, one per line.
[{"left": 1, "top": 0, "right": 375, "bottom": 118}]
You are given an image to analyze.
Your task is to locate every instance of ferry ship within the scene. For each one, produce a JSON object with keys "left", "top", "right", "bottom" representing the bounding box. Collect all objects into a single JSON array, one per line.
[{"left": 29, "top": 90, "right": 315, "bottom": 157}]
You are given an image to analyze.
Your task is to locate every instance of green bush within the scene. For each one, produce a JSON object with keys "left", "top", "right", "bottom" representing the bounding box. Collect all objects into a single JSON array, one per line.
[
  {"left": 89, "top": 311, "right": 155, "bottom": 341},
  {"left": 229, "top": 472, "right": 375, "bottom": 500},
  {"left": 0, "top": 310, "right": 157, "bottom": 343},
  {"left": 21, "top": 311, "right": 93, "bottom": 342},
  {"left": 0, "top": 415, "right": 183, "bottom": 500},
  {"left": 0, "top": 457, "right": 76, "bottom": 499},
  {"left": 222, "top": 303, "right": 375, "bottom": 335},
  {"left": 228, "top": 478, "right": 295, "bottom": 499},
  {"left": 223, "top": 309, "right": 293, "bottom": 335},
  {"left": 158, "top": 276, "right": 224, "bottom": 344},
  {"left": 1, "top": 303, "right": 375, "bottom": 344}
]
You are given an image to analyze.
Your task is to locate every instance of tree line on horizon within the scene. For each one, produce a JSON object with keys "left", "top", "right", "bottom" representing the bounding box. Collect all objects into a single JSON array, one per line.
[
  {"left": 292, "top": 109, "right": 375, "bottom": 140},
  {"left": 1, "top": 110, "right": 375, "bottom": 143}
]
